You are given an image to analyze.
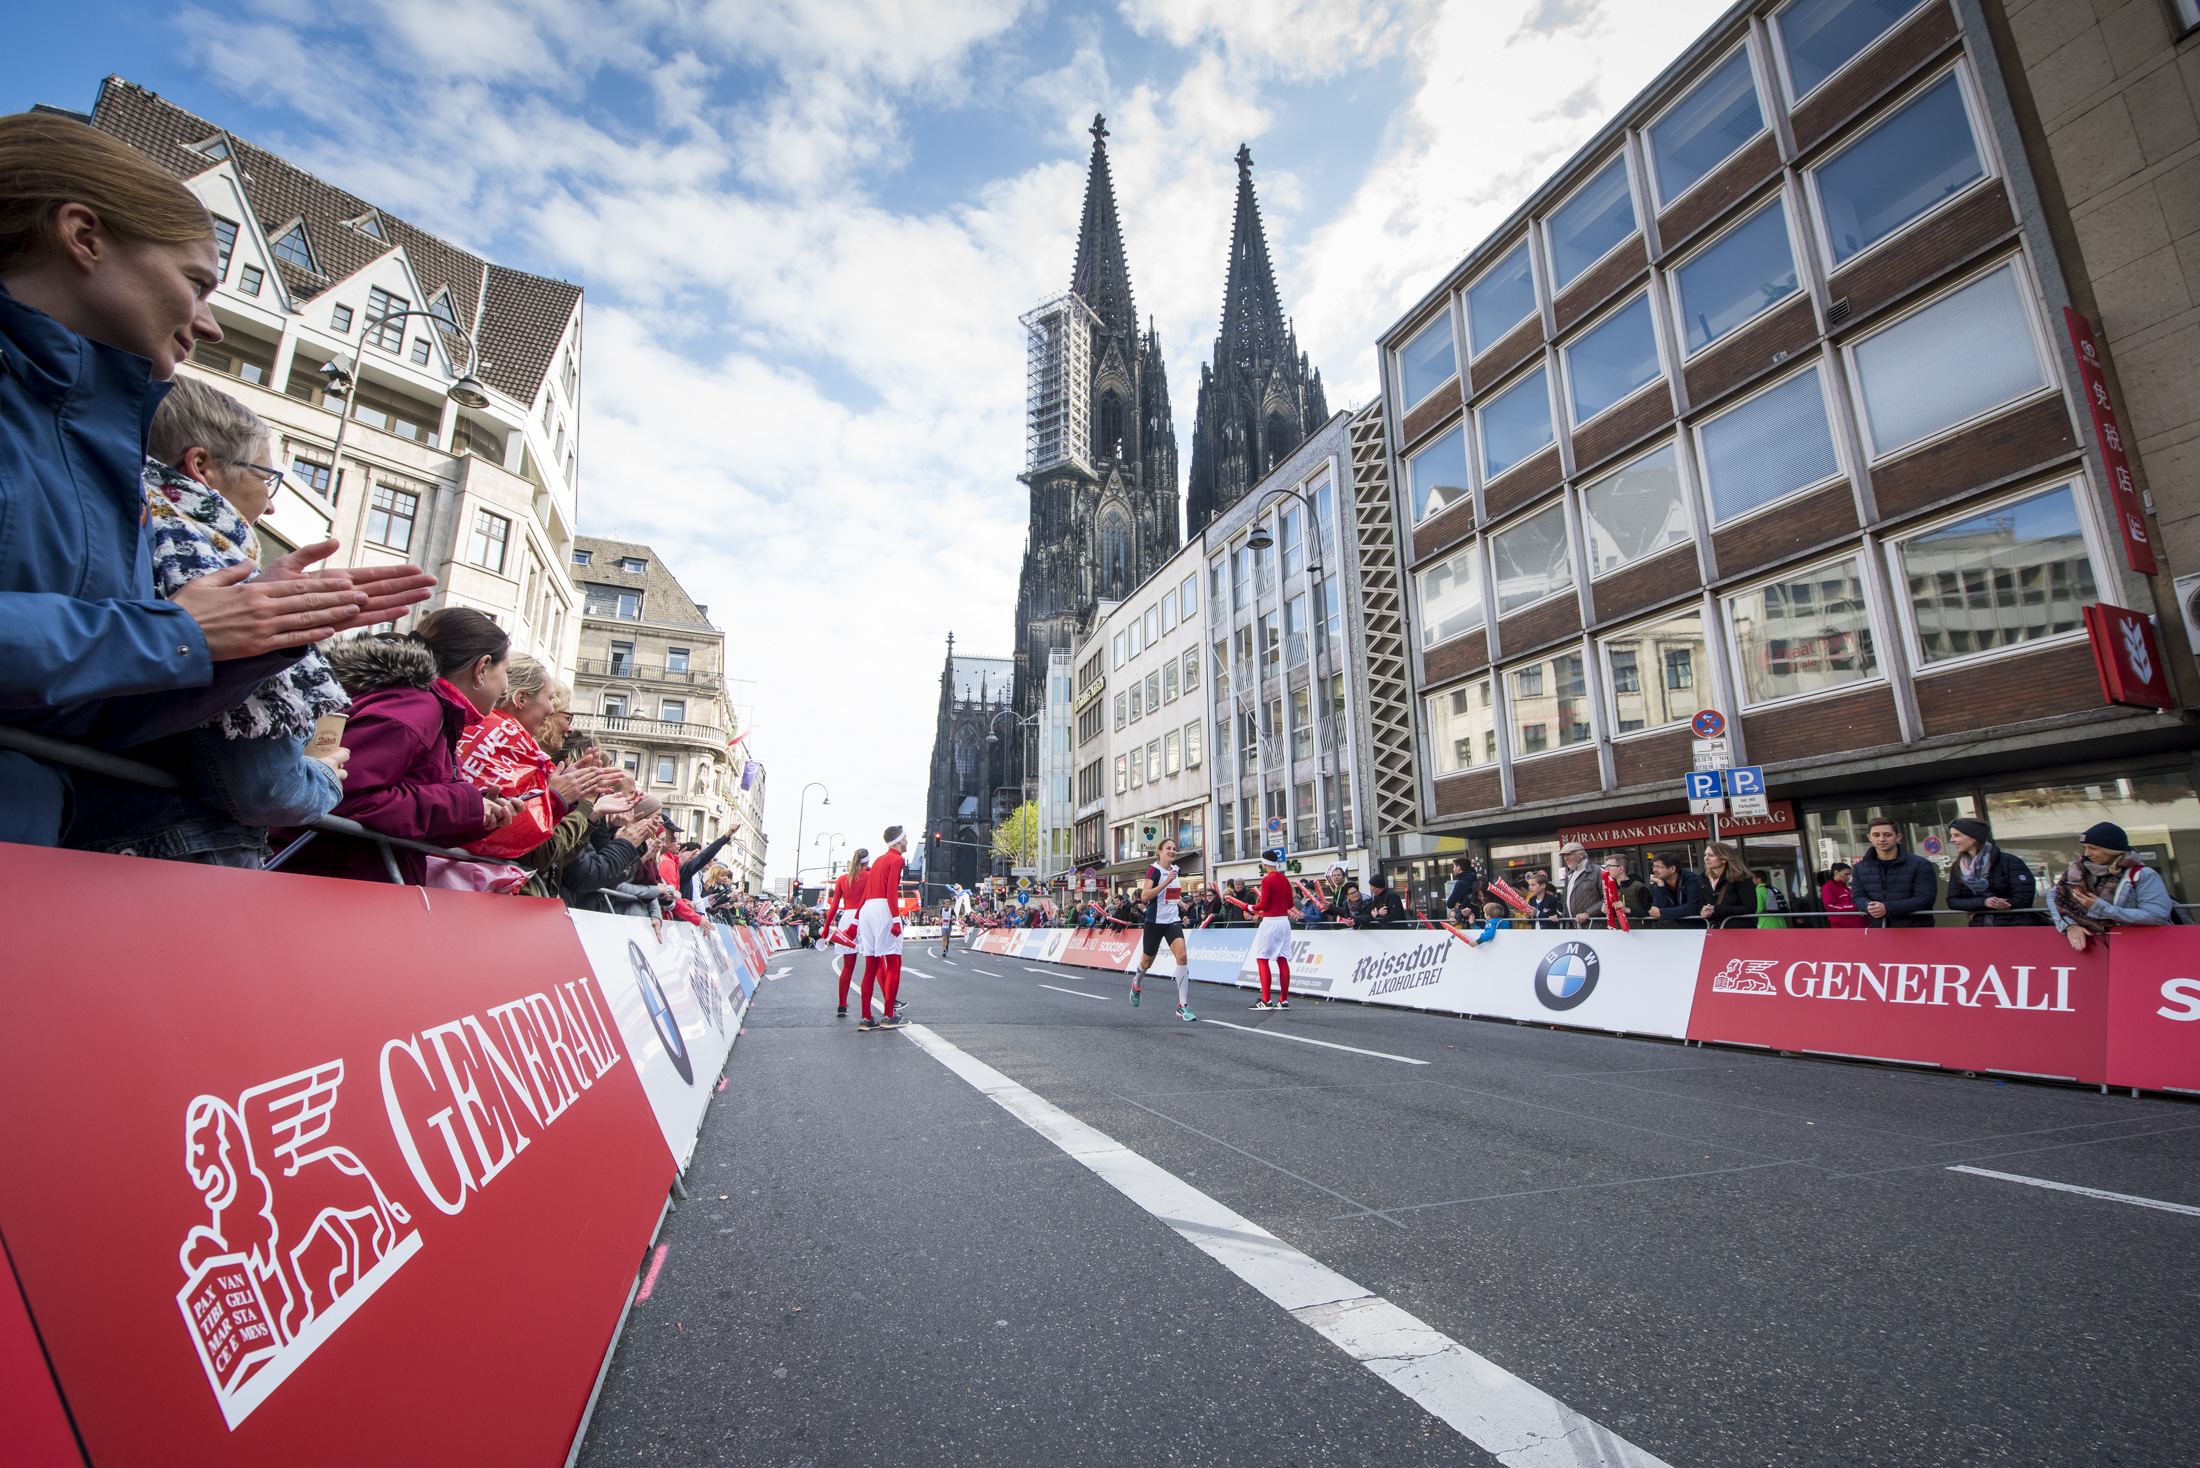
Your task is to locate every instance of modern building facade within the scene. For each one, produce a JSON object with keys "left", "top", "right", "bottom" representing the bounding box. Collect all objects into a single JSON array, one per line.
[
  {"left": 1035, "top": 648, "right": 1078, "bottom": 883},
  {"left": 1364, "top": 0, "right": 2199, "bottom": 913},
  {"left": 81, "top": 77, "right": 585, "bottom": 677}
]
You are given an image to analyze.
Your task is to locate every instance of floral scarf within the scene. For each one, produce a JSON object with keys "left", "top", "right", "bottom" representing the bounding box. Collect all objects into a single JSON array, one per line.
[{"left": 142, "top": 457, "right": 350, "bottom": 740}]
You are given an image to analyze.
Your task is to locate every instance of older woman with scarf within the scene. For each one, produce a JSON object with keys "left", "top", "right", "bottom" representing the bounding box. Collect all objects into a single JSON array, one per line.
[
  {"left": 1945, "top": 817, "right": 2038, "bottom": 927},
  {"left": 2052, "top": 822, "right": 2174, "bottom": 951}
]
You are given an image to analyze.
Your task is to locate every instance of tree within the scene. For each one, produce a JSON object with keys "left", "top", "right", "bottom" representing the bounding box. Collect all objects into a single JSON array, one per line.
[{"left": 991, "top": 800, "right": 1040, "bottom": 870}]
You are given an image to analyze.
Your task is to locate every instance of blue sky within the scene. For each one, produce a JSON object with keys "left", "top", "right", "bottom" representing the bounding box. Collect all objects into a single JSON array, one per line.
[{"left": 7, "top": 0, "right": 1732, "bottom": 881}]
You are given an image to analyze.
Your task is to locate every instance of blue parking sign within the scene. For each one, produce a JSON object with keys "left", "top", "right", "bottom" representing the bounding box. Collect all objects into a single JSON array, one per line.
[
  {"left": 1726, "top": 765, "right": 1765, "bottom": 796},
  {"left": 1684, "top": 771, "right": 1723, "bottom": 801}
]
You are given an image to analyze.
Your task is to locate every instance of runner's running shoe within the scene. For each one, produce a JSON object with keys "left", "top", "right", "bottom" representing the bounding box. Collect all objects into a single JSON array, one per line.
[
  {"left": 1130, "top": 975, "right": 1142, "bottom": 1007},
  {"left": 1176, "top": 1005, "right": 1198, "bottom": 1022}
]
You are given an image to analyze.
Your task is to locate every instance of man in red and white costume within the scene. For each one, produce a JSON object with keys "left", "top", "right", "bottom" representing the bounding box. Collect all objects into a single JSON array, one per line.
[
  {"left": 857, "top": 826, "right": 909, "bottom": 1030},
  {"left": 820, "top": 848, "right": 869, "bottom": 1019},
  {"left": 1248, "top": 846, "right": 1298, "bottom": 1010}
]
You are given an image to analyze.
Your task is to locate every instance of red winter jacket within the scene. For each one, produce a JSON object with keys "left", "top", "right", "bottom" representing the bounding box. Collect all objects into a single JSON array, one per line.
[{"left": 277, "top": 637, "right": 490, "bottom": 884}]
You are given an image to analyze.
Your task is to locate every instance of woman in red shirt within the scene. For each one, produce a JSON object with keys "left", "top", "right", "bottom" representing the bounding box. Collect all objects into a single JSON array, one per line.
[{"left": 1247, "top": 848, "right": 1298, "bottom": 1010}]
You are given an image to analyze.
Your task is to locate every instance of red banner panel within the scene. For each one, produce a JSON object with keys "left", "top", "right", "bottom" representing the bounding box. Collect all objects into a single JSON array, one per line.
[
  {"left": 1689, "top": 929, "right": 2109, "bottom": 1083},
  {"left": 2104, "top": 927, "right": 2200, "bottom": 1094},
  {"left": 1060, "top": 931, "right": 1140, "bottom": 970},
  {"left": 2062, "top": 308, "right": 2157, "bottom": 574},
  {"left": 0, "top": 846, "right": 674, "bottom": 1468}
]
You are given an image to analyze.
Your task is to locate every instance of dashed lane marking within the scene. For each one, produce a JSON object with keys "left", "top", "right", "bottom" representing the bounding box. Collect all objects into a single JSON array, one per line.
[
  {"left": 1948, "top": 1165, "right": 2200, "bottom": 1217},
  {"left": 900, "top": 1023, "right": 1673, "bottom": 1468},
  {"left": 1038, "top": 984, "right": 1110, "bottom": 1002},
  {"left": 1199, "top": 1018, "right": 1429, "bottom": 1066}
]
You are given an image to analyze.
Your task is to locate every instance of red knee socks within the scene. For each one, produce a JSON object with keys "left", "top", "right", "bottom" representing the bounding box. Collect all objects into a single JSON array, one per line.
[
  {"left": 860, "top": 956, "right": 884, "bottom": 1019},
  {"left": 1257, "top": 959, "right": 1272, "bottom": 1003},
  {"left": 838, "top": 956, "right": 857, "bottom": 1007},
  {"left": 1276, "top": 958, "right": 1291, "bottom": 1001},
  {"left": 882, "top": 954, "right": 903, "bottom": 1018}
]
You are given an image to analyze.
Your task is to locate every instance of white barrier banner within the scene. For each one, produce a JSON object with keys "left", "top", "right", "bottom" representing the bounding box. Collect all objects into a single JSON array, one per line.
[{"left": 570, "top": 911, "right": 748, "bottom": 1168}]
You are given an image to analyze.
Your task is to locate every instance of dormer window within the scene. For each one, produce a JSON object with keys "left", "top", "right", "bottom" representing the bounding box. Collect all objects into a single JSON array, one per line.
[
  {"left": 618, "top": 557, "right": 647, "bottom": 574},
  {"left": 572, "top": 548, "right": 594, "bottom": 566},
  {"left": 188, "top": 135, "right": 230, "bottom": 161},
  {"left": 429, "top": 292, "right": 460, "bottom": 330},
  {"left": 271, "top": 221, "right": 318, "bottom": 273},
  {"left": 346, "top": 212, "right": 385, "bottom": 240}
]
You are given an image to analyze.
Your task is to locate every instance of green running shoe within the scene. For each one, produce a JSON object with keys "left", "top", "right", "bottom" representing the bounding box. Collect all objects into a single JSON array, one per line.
[{"left": 1176, "top": 1005, "right": 1197, "bottom": 1022}]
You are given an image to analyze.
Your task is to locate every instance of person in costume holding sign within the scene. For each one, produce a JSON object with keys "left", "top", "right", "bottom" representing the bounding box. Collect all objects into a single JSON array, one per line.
[
  {"left": 1248, "top": 847, "right": 1297, "bottom": 1010},
  {"left": 1130, "top": 836, "right": 1195, "bottom": 1020},
  {"left": 822, "top": 848, "right": 868, "bottom": 1019},
  {"left": 857, "top": 826, "right": 909, "bottom": 1030}
]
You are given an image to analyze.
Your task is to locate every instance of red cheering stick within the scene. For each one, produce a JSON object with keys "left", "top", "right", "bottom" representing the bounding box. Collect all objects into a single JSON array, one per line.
[
  {"left": 1488, "top": 878, "right": 1532, "bottom": 915},
  {"left": 1223, "top": 894, "right": 1254, "bottom": 915},
  {"left": 1439, "top": 920, "right": 1479, "bottom": 947},
  {"left": 1599, "top": 870, "right": 1631, "bottom": 933}
]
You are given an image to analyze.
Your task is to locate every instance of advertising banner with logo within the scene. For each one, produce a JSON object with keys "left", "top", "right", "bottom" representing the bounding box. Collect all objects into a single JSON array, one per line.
[
  {"left": 723, "top": 924, "right": 773, "bottom": 991},
  {"left": 570, "top": 911, "right": 746, "bottom": 1170},
  {"left": 1060, "top": 929, "right": 1141, "bottom": 971},
  {"left": 2102, "top": 927, "right": 2200, "bottom": 1093},
  {"left": 1688, "top": 930, "right": 2110, "bottom": 1082},
  {"left": 1184, "top": 926, "right": 1255, "bottom": 986},
  {"left": 0, "top": 846, "right": 674, "bottom": 1468}
]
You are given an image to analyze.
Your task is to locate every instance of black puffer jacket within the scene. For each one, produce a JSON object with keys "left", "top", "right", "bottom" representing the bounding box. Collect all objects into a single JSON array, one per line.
[{"left": 1851, "top": 847, "right": 1939, "bottom": 928}]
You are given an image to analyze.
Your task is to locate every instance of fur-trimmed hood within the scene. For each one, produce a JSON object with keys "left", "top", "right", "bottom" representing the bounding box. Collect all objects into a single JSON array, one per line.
[{"left": 326, "top": 635, "right": 439, "bottom": 698}]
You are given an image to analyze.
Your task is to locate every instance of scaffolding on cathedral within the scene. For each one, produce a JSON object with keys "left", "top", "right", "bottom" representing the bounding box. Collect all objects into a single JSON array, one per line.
[{"left": 1019, "top": 292, "right": 1102, "bottom": 479}]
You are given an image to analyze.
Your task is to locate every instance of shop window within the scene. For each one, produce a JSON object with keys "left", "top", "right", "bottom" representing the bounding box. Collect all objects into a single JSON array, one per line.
[
  {"left": 1417, "top": 543, "right": 1485, "bottom": 647},
  {"left": 1465, "top": 242, "right": 1537, "bottom": 356},
  {"left": 1408, "top": 424, "right": 1471, "bottom": 522},
  {"left": 1696, "top": 365, "right": 1841, "bottom": 524},
  {"left": 1582, "top": 442, "right": 1689, "bottom": 577},
  {"left": 1894, "top": 483, "right": 2098, "bottom": 665},
  {"left": 1478, "top": 366, "right": 1554, "bottom": 480},
  {"left": 1545, "top": 156, "right": 1637, "bottom": 291},
  {"left": 1850, "top": 262, "right": 2046, "bottom": 458},
  {"left": 1510, "top": 650, "right": 1592, "bottom": 756},
  {"left": 1648, "top": 48, "right": 1764, "bottom": 205},
  {"left": 1602, "top": 609, "right": 1706, "bottom": 737},
  {"left": 1812, "top": 71, "right": 1983, "bottom": 265},
  {"left": 1984, "top": 776, "right": 2198, "bottom": 905},
  {"left": 1431, "top": 678, "right": 1495, "bottom": 776},
  {"left": 1564, "top": 293, "right": 1661, "bottom": 426},
  {"left": 1399, "top": 309, "right": 1459, "bottom": 406},
  {"left": 1673, "top": 199, "right": 1799, "bottom": 354},
  {"left": 1491, "top": 501, "right": 1572, "bottom": 616},
  {"left": 1804, "top": 796, "right": 1975, "bottom": 907},
  {"left": 1774, "top": 0, "right": 1927, "bottom": 100},
  {"left": 1728, "top": 556, "right": 1879, "bottom": 705}
]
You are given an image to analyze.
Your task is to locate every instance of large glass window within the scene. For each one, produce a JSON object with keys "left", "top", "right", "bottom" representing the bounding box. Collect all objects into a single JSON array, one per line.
[
  {"left": 365, "top": 485, "right": 418, "bottom": 553},
  {"left": 1408, "top": 424, "right": 1471, "bottom": 521},
  {"left": 1813, "top": 72, "right": 1983, "bottom": 265},
  {"left": 1602, "top": 610, "right": 1706, "bottom": 734},
  {"left": 1185, "top": 722, "right": 1203, "bottom": 768},
  {"left": 1490, "top": 501, "right": 1573, "bottom": 616},
  {"left": 1851, "top": 263, "right": 2046, "bottom": 456},
  {"left": 1509, "top": 650, "right": 1592, "bottom": 755},
  {"left": 1728, "top": 557, "right": 1879, "bottom": 705},
  {"left": 1674, "top": 200, "right": 1799, "bottom": 354},
  {"left": 365, "top": 286, "right": 409, "bottom": 352},
  {"left": 1181, "top": 572, "right": 1198, "bottom": 617},
  {"left": 1546, "top": 157, "right": 1637, "bottom": 291},
  {"left": 1284, "top": 592, "right": 1310, "bottom": 668},
  {"left": 1648, "top": 48, "right": 1764, "bottom": 205},
  {"left": 1282, "top": 505, "right": 1305, "bottom": 578},
  {"left": 1465, "top": 242, "right": 1537, "bottom": 355},
  {"left": 1399, "top": 310, "right": 1459, "bottom": 407},
  {"left": 1427, "top": 678, "right": 1497, "bottom": 774},
  {"left": 1564, "top": 293, "right": 1661, "bottom": 425},
  {"left": 1697, "top": 366, "right": 1841, "bottom": 523},
  {"left": 1776, "top": 0, "right": 1927, "bottom": 101},
  {"left": 468, "top": 509, "right": 509, "bottom": 574},
  {"left": 1183, "top": 647, "right": 1200, "bottom": 691},
  {"left": 1161, "top": 590, "right": 1177, "bottom": 632},
  {"left": 1478, "top": 366, "right": 1554, "bottom": 480},
  {"left": 1417, "top": 544, "right": 1485, "bottom": 647},
  {"left": 1316, "top": 573, "right": 1343, "bottom": 654},
  {"left": 1582, "top": 443, "right": 1690, "bottom": 578},
  {"left": 1291, "top": 687, "right": 1314, "bottom": 760},
  {"left": 1896, "top": 484, "right": 2098, "bottom": 664}
]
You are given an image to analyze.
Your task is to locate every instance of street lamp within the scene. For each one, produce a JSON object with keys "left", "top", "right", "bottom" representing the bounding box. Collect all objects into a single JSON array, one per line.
[
  {"left": 1243, "top": 485, "right": 1345, "bottom": 870},
  {"left": 792, "top": 782, "right": 830, "bottom": 894}
]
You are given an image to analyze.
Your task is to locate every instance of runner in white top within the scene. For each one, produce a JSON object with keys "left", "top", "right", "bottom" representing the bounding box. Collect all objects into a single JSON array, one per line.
[{"left": 1133, "top": 837, "right": 1196, "bottom": 1021}]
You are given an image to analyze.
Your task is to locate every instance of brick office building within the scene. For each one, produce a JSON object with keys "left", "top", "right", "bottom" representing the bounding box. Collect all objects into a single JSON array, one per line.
[{"left": 1363, "top": 0, "right": 2200, "bottom": 911}]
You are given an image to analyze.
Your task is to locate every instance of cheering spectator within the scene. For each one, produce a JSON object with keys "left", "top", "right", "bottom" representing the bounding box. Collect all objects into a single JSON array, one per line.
[
  {"left": 1820, "top": 863, "right": 1864, "bottom": 928},
  {"left": 1524, "top": 872, "right": 1565, "bottom": 929},
  {"left": 457, "top": 655, "right": 619, "bottom": 862},
  {"left": 1600, "top": 855, "right": 1650, "bottom": 928},
  {"left": 1329, "top": 883, "right": 1360, "bottom": 924},
  {"left": 1645, "top": 853, "right": 1711, "bottom": 928},
  {"left": 1354, "top": 873, "right": 1410, "bottom": 927},
  {"left": 1701, "top": 842, "right": 1757, "bottom": 929},
  {"left": 1945, "top": 818, "right": 2039, "bottom": 927},
  {"left": 2053, "top": 822, "right": 2172, "bottom": 951}
]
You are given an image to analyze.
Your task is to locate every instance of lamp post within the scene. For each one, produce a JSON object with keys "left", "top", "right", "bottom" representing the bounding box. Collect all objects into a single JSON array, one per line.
[
  {"left": 1244, "top": 485, "right": 1344, "bottom": 872},
  {"left": 792, "top": 782, "right": 830, "bottom": 894}
]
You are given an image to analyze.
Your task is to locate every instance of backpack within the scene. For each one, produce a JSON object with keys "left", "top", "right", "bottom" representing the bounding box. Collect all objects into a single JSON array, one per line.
[{"left": 1762, "top": 883, "right": 1790, "bottom": 913}]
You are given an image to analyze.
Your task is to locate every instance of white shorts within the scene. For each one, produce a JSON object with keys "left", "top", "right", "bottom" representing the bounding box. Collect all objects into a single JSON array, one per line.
[
  {"left": 1249, "top": 915, "right": 1294, "bottom": 962},
  {"left": 856, "top": 897, "right": 901, "bottom": 958}
]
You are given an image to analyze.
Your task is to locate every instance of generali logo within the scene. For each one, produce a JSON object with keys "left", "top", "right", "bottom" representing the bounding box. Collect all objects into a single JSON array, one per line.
[
  {"left": 1711, "top": 958, "right": 2077, "bottom": 1009},
  {"left": 177, "top": 977, "right": 622, "bottom": 1429}
]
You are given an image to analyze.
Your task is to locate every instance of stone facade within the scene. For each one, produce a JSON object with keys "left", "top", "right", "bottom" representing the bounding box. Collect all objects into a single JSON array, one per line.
[{"left": 922, "top": 641, "right": 1019, "bottom": 893}]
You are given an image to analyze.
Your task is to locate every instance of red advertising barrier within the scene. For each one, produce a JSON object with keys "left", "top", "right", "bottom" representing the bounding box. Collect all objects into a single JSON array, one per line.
[
  {"left": 2103, "top": 927, "right": 2200, "bottom": 1093},
  {"left": 1689, "top": 929, "right": 2109, "bottom": 1083},
  {"left": 0, "top": 846, "right": 675, "bottom": 1468},
  {"left": 1060, "top": 930, "right": 1140, "bottom": 971}
]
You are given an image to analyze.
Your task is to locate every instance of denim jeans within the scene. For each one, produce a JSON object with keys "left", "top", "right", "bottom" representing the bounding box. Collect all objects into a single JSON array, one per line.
[{"left": 66, "top": 730, "right": 341, "bottom": 865}]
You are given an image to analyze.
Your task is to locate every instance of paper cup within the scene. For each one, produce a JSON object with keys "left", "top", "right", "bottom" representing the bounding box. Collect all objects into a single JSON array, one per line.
[{"left": 306, "top": 713, "right": 348, "bottom": 760}]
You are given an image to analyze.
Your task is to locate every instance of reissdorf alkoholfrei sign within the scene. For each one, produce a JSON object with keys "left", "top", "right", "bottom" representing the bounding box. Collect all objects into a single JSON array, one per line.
[{"left": 0, "top": 846, "right": 674, "bottom": 1468}]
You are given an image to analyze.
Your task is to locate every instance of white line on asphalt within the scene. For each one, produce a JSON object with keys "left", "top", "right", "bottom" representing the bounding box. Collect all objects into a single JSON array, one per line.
[
  {"left": 899, "top": 1023, "right": 1672, "bottom": 1468},
  {"left": 1024, "top": 966, "right": 1060, "bottom": 974},
  {"left": 902, "top": 968, "right": 934, "bottom": 980},
  {"left": 1038, "top": 984, "right": 1110, "bottom": 1002},
  {"left": 769, "top": 968, "right": 791, "bottom": 978},
  {"left": 1199, "top": 1019, "right": 1429, "bottom": 1066},
  {"left": 1948, "top": 1165, "right": 2200, "bottom": 1217}
]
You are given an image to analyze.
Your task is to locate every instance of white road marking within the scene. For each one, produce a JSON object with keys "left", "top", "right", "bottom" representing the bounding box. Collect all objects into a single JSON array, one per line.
[
  {"left": 769, "top": 968, "right": 791, "bottom": 978},
  {"left": 1199, "top": 1019, "right": 1429, "bottom": 1066},
  {"left": 902, "top": 968, "right": 934, "bottom": 980},
  {"left": 1948, "top": 1165, "right": 2200, "bottom": 1217},
  {"left": 1024, "top": 966, "right": 1057, "bottom": 974},
  {"left": 900, "top": 1023, "right": 1672, "bottom": 1468},
  {"left": 1038, "top": 984, "right": 1110, "bottom": 1002}
]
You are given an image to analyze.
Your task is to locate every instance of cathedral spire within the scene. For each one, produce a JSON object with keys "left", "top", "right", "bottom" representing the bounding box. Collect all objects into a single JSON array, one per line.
[
  {"left": 1069, "top": 113, "right": 1137, "bottom": 345},
  {"left": 1217, "top": 144, "right": 1287, "bottom": 378}
]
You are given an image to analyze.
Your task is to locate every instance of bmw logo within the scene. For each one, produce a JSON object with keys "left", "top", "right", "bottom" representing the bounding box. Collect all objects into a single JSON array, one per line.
[
  {"left": 1534, "top": 941, "right": 1600, "bottom": 1011},
  {"left": 631, "top": 941, "right": 694, "bottom": 1084}
]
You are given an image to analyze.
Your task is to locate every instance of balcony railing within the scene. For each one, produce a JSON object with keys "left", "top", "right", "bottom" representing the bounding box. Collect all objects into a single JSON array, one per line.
[
  {"left": 576, "top": 658, "right": 721, "bottom": 689},
  {"left": 571, "top": 713, "right": 728, "bottom": 748}
]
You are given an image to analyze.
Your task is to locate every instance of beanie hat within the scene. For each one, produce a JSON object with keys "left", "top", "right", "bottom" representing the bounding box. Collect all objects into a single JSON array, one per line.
[
  {"left": 2080, "top": 821, "right": 2129, "bottom": 851},
  {"left": 1949, "top": 817, "right": 1990, "bottom": 845}
]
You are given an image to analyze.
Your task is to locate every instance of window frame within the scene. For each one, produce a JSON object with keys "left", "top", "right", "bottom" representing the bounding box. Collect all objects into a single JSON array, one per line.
[
  {"left": 1559, "top": 288, "right": 1667, "bottom": 431},
  {"left": 1643, "top": 41, "right": 1769, "bottom": 214},
  {"left": 1487, "top": 498, "right": 1577, "bottom": 620},
  {"left": 364, "top": 484, "right": 419, "bottom": 553},
  {"left": 1499, "top": 642, "right": 1596, "bottom": 762},
  {"left": 1408, "top": 422, "right": 1473, "bottom": 526},
  {"left": 1721, "top": 551, "right": 1890, "bottom": 711},
  {"left": 1474, "top": 362, "right": 1556, "bottom": 484},
  {"left": 1462, "top": 239, "right": 1539, "bottom": 359},
  {"left": 1396, "top": 305, "right": 1462, "bottom": 411},
  {"left": 660, "top": 698, "right": 686, "bottom": 724},
  {"left": 1838, "top": 252, "right": 2057, "bottom": 464},
  {"left": 1540, "top": 153, "right": 1640, "bottom": 296},
  {"left": 1690, "top": 359, "right": 1850, "bottom": 529},
  {"left": 1802, "top": 61, "right": 1998, "bottom": 278},
  {"left": 236, "top": 265, "right": 265, "bottom": 297},
  {"left": 1768, "top": 0, "right": 1930, "bottom": 107},
  {"left": 1425, "top": 677, "right": 1499, "bottom": 777},
  {"left": 1879, "top": 475, "right": 2111, "bottom": 677},
  {"left": 1666, "top": 190, "right": 1804, "bottom": 362},
  {"left": 469, "top": 508, "right": 511, "bottom": 574},
  {"left": 1580, "top": 438, "right": 1694, "bottom": 582},
  {"left": 1415, "top": 540, "right": 1488, "bottom": 650},
  {"left": 1597, "top": 605, "right": 1711, "bottom": 742}
]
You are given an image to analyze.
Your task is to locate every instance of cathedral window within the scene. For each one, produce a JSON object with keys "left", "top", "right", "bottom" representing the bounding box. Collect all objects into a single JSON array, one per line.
[
  {"left": 1101, "top": 516, "right": 1130, "bottom": 599},
  {"left": 1098, "top": 392, "right": 1124, "bottom": 460},
  {"left": 1265, "top": 411, "right": 1296, "bottom": 472}
]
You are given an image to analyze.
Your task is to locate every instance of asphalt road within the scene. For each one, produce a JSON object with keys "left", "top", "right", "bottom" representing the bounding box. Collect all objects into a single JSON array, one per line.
[{"left": 577, "top": 940, "right": 2200, "bottom": 1468}]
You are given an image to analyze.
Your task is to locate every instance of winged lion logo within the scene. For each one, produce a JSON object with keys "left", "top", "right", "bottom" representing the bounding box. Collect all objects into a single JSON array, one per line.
[{"left": 1711, "top": 958, "right": 1779, "bottom": 995}]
